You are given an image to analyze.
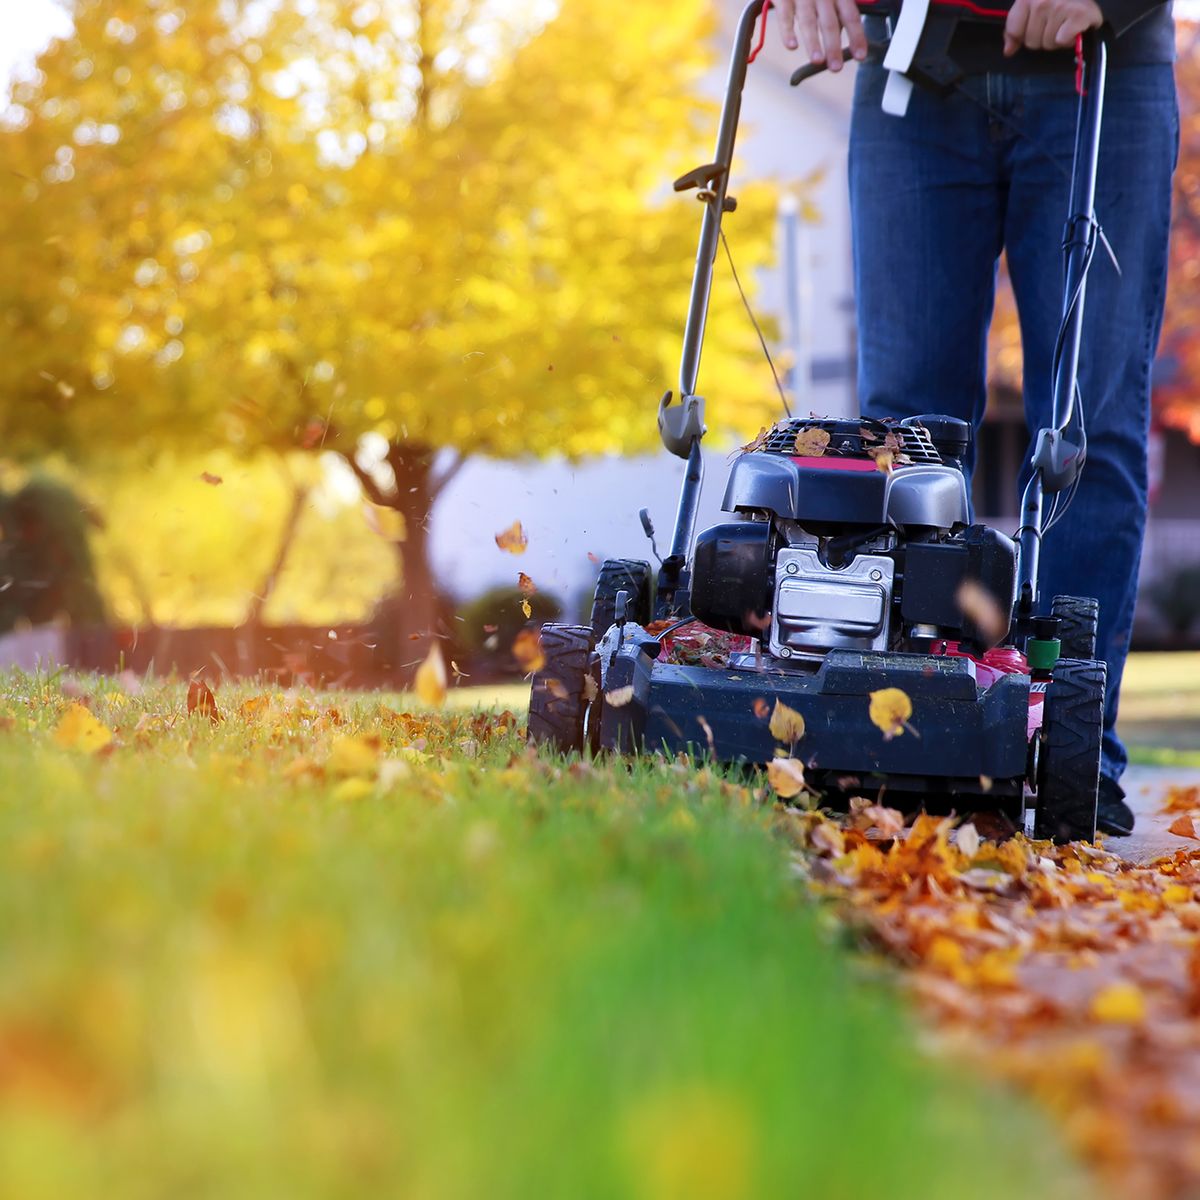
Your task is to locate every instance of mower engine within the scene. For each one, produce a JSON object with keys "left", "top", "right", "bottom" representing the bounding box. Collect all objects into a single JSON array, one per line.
[{"left": 689, "top": 414, "right": 1017, "bottom": 663}]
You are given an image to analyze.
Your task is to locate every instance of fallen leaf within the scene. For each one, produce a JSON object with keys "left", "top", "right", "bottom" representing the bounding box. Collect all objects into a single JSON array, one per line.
[
  {"left": 864, "top": 804, "right": 905, "bottom": 838},
  {"left": 605, "top": 685, "right": 635, "bottom": 708},
  {"left": 793, "top": 427, "right": 831, "bottom": 457},
  {"left": 1089, "top": 981, "right": 1146, "bottom": 1024},
  {"left": 868, "top": 687, "right": 912, "bottom": 738},
  {"left": 768, "top": 699, "right": 806, "bottom": 744},
  {"left": 52, "top": 703, "right": 112, "bottom": 753},
  {"left": 186, "top": 678, "right": 221, "bottom": 723},
  {"left": 239, "top": 695, "right": 271, "bottom": 720},
  {"left": 512, "top": 628, "right": 545, "bottom": 674},
  {"left": 1163, "top": 785, "right": 1200, "bottom": 813},
  {"left": 957, "top": 822, "right": 981, "bottom": 860},
  {"left": 518, "top": 572, "right": 536, "bottom": 596},
  {"left": 1169, "top": 814, "right": 1199, "bottom": 839},
  {"left": 767, "top": 756, "right": 806, "bottom": 799},
  {"left": 495, "top": 520, "right": 528, "bottom": 554},
  {"left": 414, "top": 643, "right": 448, "bottom": 707},
  {"left": 327, "top": 734, "right": 380, "bottom": 778},
  {"left": 810, "top": 819, "right": 845, "bottom": 857}
]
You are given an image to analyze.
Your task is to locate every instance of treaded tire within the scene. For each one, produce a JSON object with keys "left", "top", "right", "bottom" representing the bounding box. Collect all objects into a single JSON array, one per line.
[
  {"left": 528, "top": 624, "right": 594, "bottom": 753},
  {"left": 1051, "top": 595, "right": 1100, "bottom": 661},
  {"left": 1033, "top": 657, "right": 1106, "bottom": 844},
  {"left": 590, "top": 559, "right": 652, "bottom": 640}
]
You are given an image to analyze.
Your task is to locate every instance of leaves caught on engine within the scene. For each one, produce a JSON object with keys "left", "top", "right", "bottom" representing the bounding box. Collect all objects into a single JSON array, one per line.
[
  {"left": 495, "top": 521, "right": 529, "bottom": 555},
  {"left": 793, "top": 427, "right": 831, "bottom": 457}
]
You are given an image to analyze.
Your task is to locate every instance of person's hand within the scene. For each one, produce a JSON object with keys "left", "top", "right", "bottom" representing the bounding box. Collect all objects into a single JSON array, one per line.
[
  {"left": 1003, "top": 0, "right": 1103, "bottom": 54},
  {"left": 778, "top": 0, "right": 869, "bottom": 73}
]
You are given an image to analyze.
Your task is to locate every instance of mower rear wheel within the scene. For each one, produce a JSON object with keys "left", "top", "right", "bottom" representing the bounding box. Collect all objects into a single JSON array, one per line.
[
  {"left": 528, "top": 623, "right": 594, "bottom": 754},
  {"left": 590, "top": 559, "right": 652, "bottom": 640},
  {"left": 1051, "top": 595, "right": 1100, "bottom": 661},
  {"left": 1033, "top": 657, "right": 1106, "bottom": 845}
]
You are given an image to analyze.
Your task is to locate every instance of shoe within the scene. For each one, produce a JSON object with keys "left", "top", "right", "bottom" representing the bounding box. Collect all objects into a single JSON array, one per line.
[{"left": 1096, "top": 775, "right": 1135, "bottom": 837}]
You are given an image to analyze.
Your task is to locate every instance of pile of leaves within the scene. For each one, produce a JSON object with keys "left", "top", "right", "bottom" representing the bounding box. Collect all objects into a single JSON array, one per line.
[{"left": 783, "top": 792, "right": 1200, "bottom": 1200}]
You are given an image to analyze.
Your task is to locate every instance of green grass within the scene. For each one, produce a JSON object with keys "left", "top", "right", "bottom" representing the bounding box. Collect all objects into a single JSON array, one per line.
[{"left": 0, "top": 671, "right": 1086, "bottom": 1199}]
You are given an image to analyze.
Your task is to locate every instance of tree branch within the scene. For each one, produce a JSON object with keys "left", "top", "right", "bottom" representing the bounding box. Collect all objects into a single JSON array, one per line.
[
  {"left": 429, "top": 452, "right": 468, "bottom": 500},
  {"left": 342, "top": 450, "right": 396, "bottom": 508}
]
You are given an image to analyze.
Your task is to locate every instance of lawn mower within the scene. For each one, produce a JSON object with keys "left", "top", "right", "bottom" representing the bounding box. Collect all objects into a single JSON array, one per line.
[{"left": 529, "top": 0, "right": 1110, "bottom": 843}]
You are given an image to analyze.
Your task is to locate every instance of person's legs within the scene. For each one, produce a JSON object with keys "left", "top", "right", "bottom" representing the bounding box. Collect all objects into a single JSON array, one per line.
[
  {"left": 850, "top": 64, "right": 1004, "bottom": 467},
  {"left": 1003, "top": 65, "right": 1178, "bottom": 787}
]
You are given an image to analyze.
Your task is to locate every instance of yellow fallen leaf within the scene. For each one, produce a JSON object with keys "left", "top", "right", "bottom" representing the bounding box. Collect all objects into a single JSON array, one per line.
[
  {"left": 327, "top": 734, "right": 380, "bottom": 778},
  {"left": 332, "top": 777, "right": 375, "bottom": 802},
  {"left": 494, "top": 520, "right": 528, "bottom": 554},
  {"left": 414, "top": 643, "right": 448, "bottom": 707},
  {"left": 793, "top": 427, "right": 831, "bottom": 457},
  {"left": 767, "top": 756, "right": 806, "bottom": 799},
  {"left": 768, "top": 699, "right": 805, "bottom": 744},
  {"left": 1163, "top": 884, "right": 1193, "bottom": 905},
  {"left": 809, "top": 819, "right": 844, "bottom": 857},
  {"left": 870, "top": 448, "right": 894, "bottom": 473},
  {"left": 52, "top": 703, "right": 112, "bottom": 753},
  {"left": 239, "top": 695, "right": 271, "bottom": 720},
  {"left": 869, "top": 687, "right": 912, "bottom": 738},
  {"left": 1089, "top": 981, "right": 1146, "bottom": 1024}
]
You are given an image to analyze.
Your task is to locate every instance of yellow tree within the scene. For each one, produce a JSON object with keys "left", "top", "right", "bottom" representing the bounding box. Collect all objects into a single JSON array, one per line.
[{"left": 0, "top": 0, "right": 779, "bottom": 651}]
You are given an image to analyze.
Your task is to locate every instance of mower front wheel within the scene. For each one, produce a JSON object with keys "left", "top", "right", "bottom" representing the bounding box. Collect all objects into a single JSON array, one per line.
[
  {"left": 1051, "top": 595, "right": 1100, "bottom": 661},
  {"left": 1033, "top": 657, "right": 1106, "bottom": 844},
  {"left": 528, "top": 623, "right": 595, "bottom": 754},
  {"left": 591, "top": 559, "right": 652, "bottom": 640}
]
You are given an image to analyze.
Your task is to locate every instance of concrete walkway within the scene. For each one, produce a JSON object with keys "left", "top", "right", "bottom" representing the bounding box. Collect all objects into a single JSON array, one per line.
[{"left": 1103, "top": 765, "right": 1200, "bottom": 865}]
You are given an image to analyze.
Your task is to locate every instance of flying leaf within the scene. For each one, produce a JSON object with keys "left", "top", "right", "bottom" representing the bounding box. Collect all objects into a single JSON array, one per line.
[
  {"left": 752, "top": 697, "right": 771, "bottom": 720},
  {"left": 956, "top": 578, "right": 1008, "bottom": 642},
  {"left": 957, "top": 821, "right": 981, "bottom": 860},
  {"left": 186, "top": 678, "right": 221, "bottom": 723},
  {"left": 495, "top": 520, "right": 528, "bottom": 554},
  {"left": 518, "top": 572, "right": 536, "bottom": 596},
  {"left": 768, "top": 699, "right": 806, "bottom": 744},
  {"left": 199, "top": 471, "right": 223, "bottom": 485},
  {"left": 52, "top": 703, "right": 112, "bottom": 753},
  {"left": 793, "top": 427, "right": 831, "bottom": 457},
  {"left": 583, "top": 675, "right": 599, "bottom": 703},
  {"left": 512, "top": 628, "right": 545, "bottom": 673},
  {"left": 414, "top": 643, "right": 448, "bottom": 708},
  {"left": 767, "top": 756, "right": 806, "bottom": 799},
  {"left": 605, "top": 685, "right": 635, "bottom": 708},
  {"left": 520, "top": 598, "right": 532, "bottom": 619},
  {"left": 869, "top": 687, "right": 912, "bottom": 738}
]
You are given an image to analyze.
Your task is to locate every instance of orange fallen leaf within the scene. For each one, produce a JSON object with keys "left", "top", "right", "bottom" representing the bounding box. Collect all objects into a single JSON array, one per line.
[
  {"left": 1163, "top": 785, "right": 1200, "bottom": 813},
  {"left": 512, "top": 628, "right": 545, "bottom": 673},
  {"left": 1169, "top": 814, "right": 1199, "bottom": 840},
  {"left": 414, "top": 643, "right": 448, "bottom": 707},
  {"left": 495, "top": 520, "right": 528, "bottom": 554}
]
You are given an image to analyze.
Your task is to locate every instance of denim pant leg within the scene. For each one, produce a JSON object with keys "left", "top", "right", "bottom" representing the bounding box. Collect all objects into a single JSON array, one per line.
[
  {"left": 1003, "top": 66, "right": 1178, "bottom": 783},
  {"left": 849, "top": 65, "right": 1004, "bottom": 477}
]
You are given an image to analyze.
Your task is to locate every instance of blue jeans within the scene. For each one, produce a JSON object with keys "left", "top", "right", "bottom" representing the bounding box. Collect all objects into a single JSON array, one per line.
[{"left": 850, "top": 62, "right": 1178, "bottom": 783}]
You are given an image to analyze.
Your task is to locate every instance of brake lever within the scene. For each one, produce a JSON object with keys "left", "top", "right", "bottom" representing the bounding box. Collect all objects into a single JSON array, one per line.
[{"left": 789, "top": 40, "right": 887, "bottom": 85}]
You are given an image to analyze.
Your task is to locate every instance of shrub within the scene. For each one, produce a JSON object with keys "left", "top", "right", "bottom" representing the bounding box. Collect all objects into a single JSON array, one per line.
[
  {"left": 457, "top": 585, "right": 563, "bottom": 669},
  {"left": 1147, "top": 563, "right": 1200, "bottom": 639}
]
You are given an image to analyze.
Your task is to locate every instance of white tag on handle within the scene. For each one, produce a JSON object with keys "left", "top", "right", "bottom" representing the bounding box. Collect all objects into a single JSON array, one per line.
[
  {"left": 881, "top": 71, "right": 914, "bottom": 116},
  {"left": 880, "top": 0, "right": 931, "bottom": 117}
]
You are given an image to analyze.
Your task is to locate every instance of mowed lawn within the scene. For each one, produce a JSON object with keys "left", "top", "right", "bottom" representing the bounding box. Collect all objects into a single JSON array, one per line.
[{"left": 0, "top": 672, "right": 1085, "bottom": 1199}]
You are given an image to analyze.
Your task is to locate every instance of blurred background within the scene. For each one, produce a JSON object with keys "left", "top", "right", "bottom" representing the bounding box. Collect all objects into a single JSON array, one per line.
[{"left": 1, "top": 0, "right": 1199, "bottom": 688}]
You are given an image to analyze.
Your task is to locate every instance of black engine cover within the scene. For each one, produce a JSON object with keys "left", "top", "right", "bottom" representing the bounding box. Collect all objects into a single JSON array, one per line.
[
  {"left": 690, "top": 520, "right": 772, "bottom": 634},
  {"left": 901, "top": 525, "right": 1017, "bottom": 648}
]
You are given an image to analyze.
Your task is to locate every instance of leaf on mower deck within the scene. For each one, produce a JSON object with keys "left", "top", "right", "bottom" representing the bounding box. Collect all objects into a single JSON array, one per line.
[
  {"left": 740, "top": 426, "right": 770, "bottom": 454},
  {"left": 793, "top": 427, "right": 831, "bottom": 457},
  {"left": 494, "top": 520, "right": 528, "bottom": 555},
  {"left": 414, "top": 643, "right": 448, "bottom": 707},
  {"left": 186, "top": 678, "right": 221, "bottom": 723},
  {"left": 517, "top": 572, "right": 536, "bottom": 597},
  {"left": 956, "top": 579, "right": 1007, "bottom": 642},
  {"left": 767, "top": 756, "right": 806, "bottom": 799},
  {"left": 512, "top": 628, "right": 545, "bottom": 674},
  {"left": 53, "top": 703, "right": 113, "bottom": 753},
  {"left": 520, "top": 598, "right": 532, "bottom": 619},
  {"left": 768, "top": 699, "right": 806, "bottom": 744},
  {"left": 868, "top": 687, "right": 912, "bottom": 739},
  {"left": 605, "top": 685, "right": 635, "bottom": 708},
  {"left": 1169, "top": 814, "right": 1200, "bottom": 840},
  {"left": 869, "top": 448, "right": 894, "bottom": 473}
]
